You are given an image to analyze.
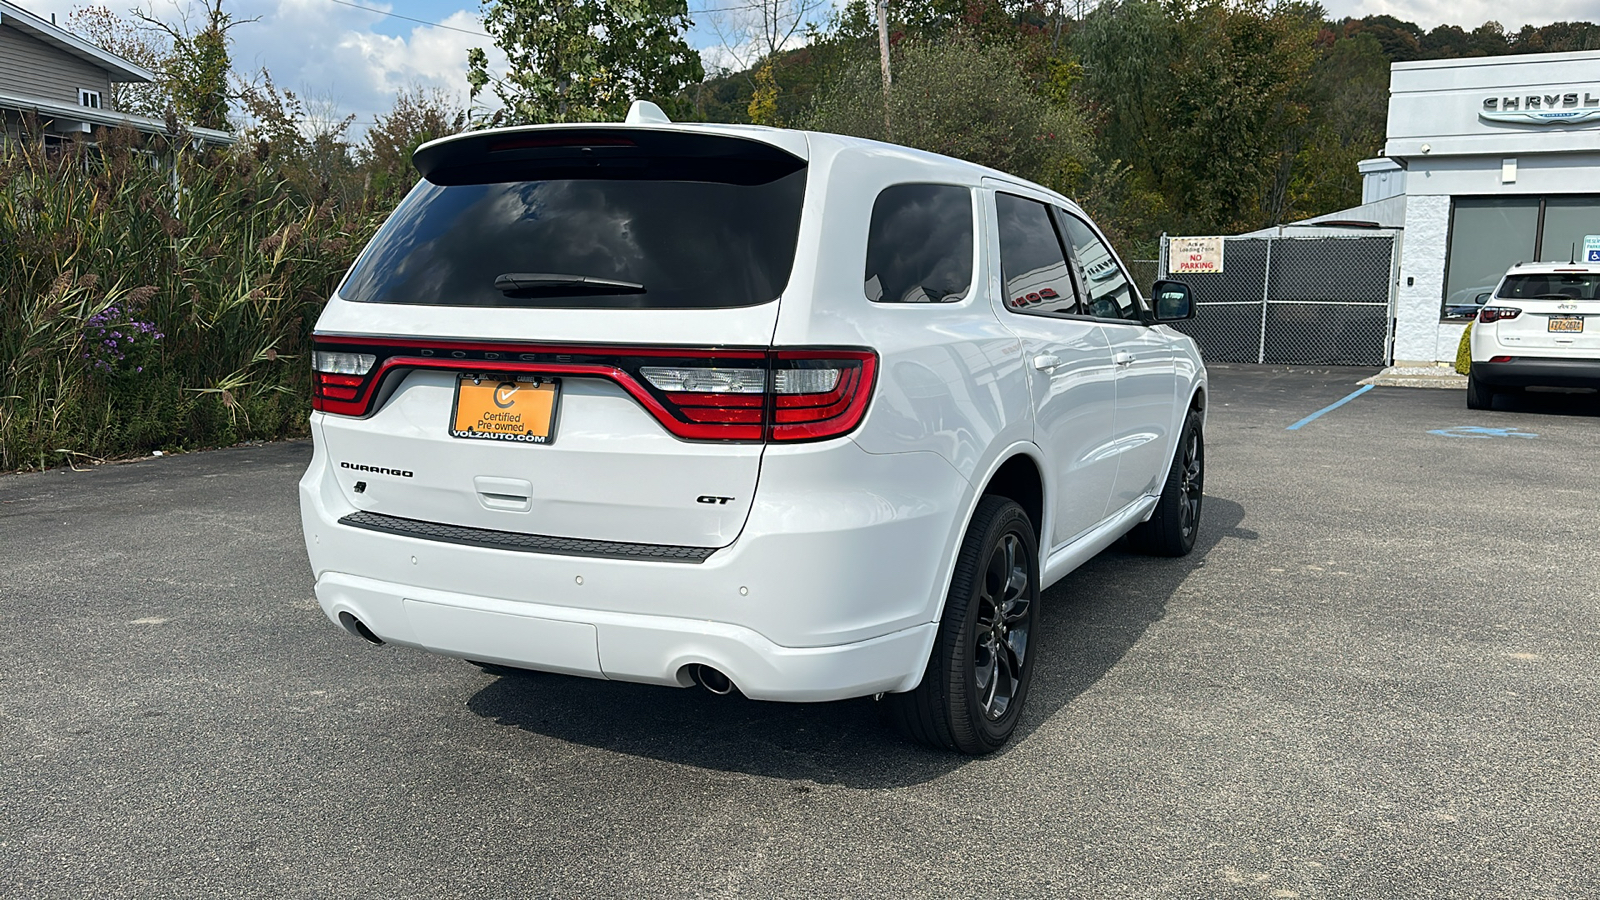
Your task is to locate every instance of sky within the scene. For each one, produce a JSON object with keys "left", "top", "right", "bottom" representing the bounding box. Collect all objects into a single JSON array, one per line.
[{"left": 16, "top": 0, "right": 1600, "bottom": 138}]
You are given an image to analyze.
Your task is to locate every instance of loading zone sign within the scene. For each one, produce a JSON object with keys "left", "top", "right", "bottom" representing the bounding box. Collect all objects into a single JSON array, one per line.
[
  {"left": 1585, "top": 235, "right": 1600, "bottom": 263},
  {"left": 1171, "top": 236, "right": 1224, "bottom": 274}
]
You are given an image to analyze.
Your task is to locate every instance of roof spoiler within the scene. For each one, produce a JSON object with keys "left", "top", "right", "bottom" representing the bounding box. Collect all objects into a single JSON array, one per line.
[{"left": 411, "top": 123, "right": 804, "bottom": 187}]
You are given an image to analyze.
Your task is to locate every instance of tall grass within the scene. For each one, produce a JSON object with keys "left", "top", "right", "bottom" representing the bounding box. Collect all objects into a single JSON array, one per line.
[{"left": 0, "top": 128, "right": 378, "bottom": 471}]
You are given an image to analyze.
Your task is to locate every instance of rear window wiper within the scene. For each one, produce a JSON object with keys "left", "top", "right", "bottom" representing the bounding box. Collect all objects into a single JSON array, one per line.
[{"left": 494, "top": 272, "right": 646, "bottom": 295}]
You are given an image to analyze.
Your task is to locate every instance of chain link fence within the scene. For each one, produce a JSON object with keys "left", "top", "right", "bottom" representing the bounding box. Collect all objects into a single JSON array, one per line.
[
  {"left": 1158, "top": 234, "right": 1398, "bottom": 366},
  {"left": 1127, "top": 259, "right": 1160, "bottom": 299}
]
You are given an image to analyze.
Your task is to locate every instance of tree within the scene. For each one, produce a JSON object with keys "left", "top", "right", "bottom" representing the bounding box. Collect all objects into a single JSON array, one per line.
[
  {"left": 1341, "top": 14, "right": 1422, "bottom": 61},
  {"left": 136, "top": 0, "right": 250, "bottom": 132},
  {"left": 360, "top": 87, "right": 467, "bottom": 201},
  {"left": 237, "top": 71, "right": 357, "bottom": 203},
  {"left": 66, "top": 6, "right": 170, "bottom": 118},
  {"left": 709, "top": 0, "right": 829, "bottom": 72},
  {"left": 1288, "top": 30, "right": 1389, "bottom": 218},
  {"left": 803, "top": 35, "right": 1092, "bottom": 191},
  {"left": 1076, "top": 0, "right": 1321, "bottom": 234},
  {"left": 1419, "top": 22, "right": 1507, "bottom": 58},
  {"left": 1510, "top": 21, "right": 1600, "bottom": 53},
  {"left": 467, "top": 0, "right": 704, "bottom": 125}
]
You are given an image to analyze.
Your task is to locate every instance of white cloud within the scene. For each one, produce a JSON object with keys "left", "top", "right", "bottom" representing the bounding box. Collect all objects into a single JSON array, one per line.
[
  {"left": 228, "top": 0, "right": 502, "bottom": 133},
  {"left": 19, "top": 0, "right": 500, "bottom": 136}
]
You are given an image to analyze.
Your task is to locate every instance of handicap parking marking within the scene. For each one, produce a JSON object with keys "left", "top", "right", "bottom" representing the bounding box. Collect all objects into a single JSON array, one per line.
[
  {"left": 1428, "top": 425, "right": 1539, "bottom": 439},
  {"left": 1286, "top": 384, "right": 1375, "bottom": 431}
]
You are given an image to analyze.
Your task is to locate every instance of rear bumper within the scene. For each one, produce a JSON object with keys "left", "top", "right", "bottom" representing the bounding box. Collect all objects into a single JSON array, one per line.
[
  {"left": 300, "top": 424, "right": 970, "bottom": 701},
  {"left": 315, "top": 572, "right": 936, "bottom": 702},
  {"left": 1472, "top": 358, "right": 1600, "bottom": 388}
]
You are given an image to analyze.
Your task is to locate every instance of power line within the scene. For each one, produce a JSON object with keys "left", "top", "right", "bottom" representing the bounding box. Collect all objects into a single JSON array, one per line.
[{"left": 322, "top": 0, "right": 491, "bottom": 37}]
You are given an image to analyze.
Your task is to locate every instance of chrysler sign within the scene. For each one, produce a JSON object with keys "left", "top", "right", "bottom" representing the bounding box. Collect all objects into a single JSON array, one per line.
[{"left": 1481, "top": 91, "right": 1600, "bottom": 125}]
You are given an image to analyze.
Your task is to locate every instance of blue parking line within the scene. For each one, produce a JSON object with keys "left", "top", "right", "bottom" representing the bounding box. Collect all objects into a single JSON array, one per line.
[{"left": 1286, "top": 384, "right": 1375, "bottom": 431}]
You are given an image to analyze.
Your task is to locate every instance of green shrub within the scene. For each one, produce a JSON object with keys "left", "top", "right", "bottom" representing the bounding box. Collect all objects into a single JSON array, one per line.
[
  {"left": 1454, "top": 322, "right": 1473, "bottom": 375},
  {"left": 0, "top": 130, "right": 380, "bottom": 471}
]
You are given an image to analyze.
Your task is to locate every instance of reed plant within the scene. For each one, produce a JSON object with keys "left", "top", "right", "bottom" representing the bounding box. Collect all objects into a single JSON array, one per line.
[{"left": 0, "top": 127, "right": 379, "bottom": 471}]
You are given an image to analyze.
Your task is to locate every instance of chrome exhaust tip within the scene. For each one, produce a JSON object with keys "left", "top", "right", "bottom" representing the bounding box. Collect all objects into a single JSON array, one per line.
[
  {"left": 337, "top": 611, "right": 385, "bottom": 646},
  {"left": 690, "top": 664, "right": 735, "bottom": 696}
]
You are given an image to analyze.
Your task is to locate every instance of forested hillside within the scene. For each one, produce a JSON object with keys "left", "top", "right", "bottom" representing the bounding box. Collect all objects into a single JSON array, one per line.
[{"left": 685, "top": 4, "right": 1600, "bottom": 251}]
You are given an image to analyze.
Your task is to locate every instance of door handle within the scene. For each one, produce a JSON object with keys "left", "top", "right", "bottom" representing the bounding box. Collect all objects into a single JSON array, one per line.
[
  {"left": 1114, "top": 352, "right": 1135, "bottom": 367},
  {"left": 1033, "top": 354, "right": 1060, "bottom": 372}
]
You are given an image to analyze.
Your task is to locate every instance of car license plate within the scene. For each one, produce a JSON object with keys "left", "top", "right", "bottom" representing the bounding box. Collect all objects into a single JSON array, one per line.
[
  {"left": 1548, "top": 317, "right": 1584, "bottom": 333},
  {"left": 449, "top": 375, "right": 560, "bottom": 444}
]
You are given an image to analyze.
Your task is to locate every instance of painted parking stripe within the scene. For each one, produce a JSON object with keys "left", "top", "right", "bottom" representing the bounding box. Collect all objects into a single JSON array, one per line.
[{"left": 1286, "top": 384, "right": 1375, "bottom": 431}]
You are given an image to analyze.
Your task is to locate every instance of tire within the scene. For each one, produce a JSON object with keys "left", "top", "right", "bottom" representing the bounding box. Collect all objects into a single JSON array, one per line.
[
  {"left": 886, "top": 496, "right": 1039, "bottom": 755},
  {"left": 1466, "top": 371, "right": 1494, "bottom": 410},
  {"left": 1127, "top": 409, "right": 1204, "bottom": 558}
]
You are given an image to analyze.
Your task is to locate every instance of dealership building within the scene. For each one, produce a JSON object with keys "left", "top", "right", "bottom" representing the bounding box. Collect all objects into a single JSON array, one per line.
[{"left": 1333, "top": 48, "right": 1600, "bottom": 364}]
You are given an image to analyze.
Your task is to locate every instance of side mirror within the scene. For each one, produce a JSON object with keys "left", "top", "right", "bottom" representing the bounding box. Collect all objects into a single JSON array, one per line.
[{"left": 1152, "top": 280, "right": 1194, "bottom": 321}]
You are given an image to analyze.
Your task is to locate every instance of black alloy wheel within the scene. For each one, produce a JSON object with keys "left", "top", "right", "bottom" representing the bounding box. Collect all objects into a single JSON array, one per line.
[
  {"left": 972, "top": 531, "right": 1031, "bottom": 721},
  {"left": 887, "top": 496, "right": 1039, "bottom": 754},
  {"left": 1129, "top": 408, "right": 1204, "bottom": 557}
]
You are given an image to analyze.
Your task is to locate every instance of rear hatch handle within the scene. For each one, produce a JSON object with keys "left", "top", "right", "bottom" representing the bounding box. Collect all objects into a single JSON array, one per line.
[{"left": 474, "top": 476, "right": 534, "bottom": 513}]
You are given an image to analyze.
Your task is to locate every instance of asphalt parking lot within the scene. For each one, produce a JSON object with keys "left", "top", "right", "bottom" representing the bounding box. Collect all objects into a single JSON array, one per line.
[{"left": 3, "top": 365, "right": 1598, "bottom": 899}]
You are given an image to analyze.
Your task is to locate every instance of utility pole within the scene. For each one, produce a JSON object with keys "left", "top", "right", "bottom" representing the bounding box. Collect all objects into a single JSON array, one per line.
[{"left": 876, "top": 0, "right": 892, "bottom": 139}]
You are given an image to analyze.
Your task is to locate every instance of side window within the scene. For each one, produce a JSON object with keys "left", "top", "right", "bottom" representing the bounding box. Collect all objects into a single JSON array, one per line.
[
  {"left": 864, "top": 184, "right": 974, "bottom": 303},
  {"left": 1059, "top": 213, "right": 1143, "bottom": 322},
  {"left": 995, "top": 193, "right": 1080, "bottom": 317}
]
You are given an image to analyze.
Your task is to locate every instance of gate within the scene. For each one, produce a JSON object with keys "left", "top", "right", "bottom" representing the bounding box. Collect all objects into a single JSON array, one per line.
[{"left": 1158, "top": 232, "right": 1399, "bottom": 366}]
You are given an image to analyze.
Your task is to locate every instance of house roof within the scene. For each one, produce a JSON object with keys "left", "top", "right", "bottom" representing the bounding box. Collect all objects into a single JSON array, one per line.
[
  {"left": 0, "top": 89, "right": 235, "bottom": 145},
  {"left": 0, "top": 0, "right": 156, "bottom": 83}
]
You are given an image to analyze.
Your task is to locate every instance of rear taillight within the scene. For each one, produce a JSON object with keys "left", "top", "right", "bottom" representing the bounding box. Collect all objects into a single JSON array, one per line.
[
  {"left": 312, "top": 351, "right": 377, "bottom": 413},
  {"left": 309, "top": 338, "right": 876, "bottom": 443},
  {"left": 770, "top": 351, "right": 875, "bottom": 441},
  {"left": 1479, "top": 306, "right": 1522, "bottom": 323}
]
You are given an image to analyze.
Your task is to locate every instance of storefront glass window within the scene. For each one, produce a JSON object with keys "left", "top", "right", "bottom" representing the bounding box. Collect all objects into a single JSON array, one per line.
[
  {"left": 1443, "top": 198, "right": 1538, "bottom": 317},
  {"left": 1539, "top": 197, "right": 1600, "bottom": 263}
]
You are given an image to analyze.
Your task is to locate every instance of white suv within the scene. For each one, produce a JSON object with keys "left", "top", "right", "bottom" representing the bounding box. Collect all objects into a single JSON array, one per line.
[
  {"left": 1468, "top": 261, "right": 1600, "bottom": 409},
  {"left": 299, "top": 104, "right": 1208, "bottom": 753}
]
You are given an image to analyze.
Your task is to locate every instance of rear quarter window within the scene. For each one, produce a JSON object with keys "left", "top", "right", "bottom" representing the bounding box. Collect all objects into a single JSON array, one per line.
[{"left": 863, "top": 184, "right": 974, "bottom": 304}]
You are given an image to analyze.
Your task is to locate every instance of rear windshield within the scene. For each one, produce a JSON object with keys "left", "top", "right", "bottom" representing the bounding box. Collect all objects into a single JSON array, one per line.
[
  {"left": 1497, "top": 273, "right": 1600, "bottom": 300},
  {"left": 339, "top": 171, "right": 807, "bottom": 309}
]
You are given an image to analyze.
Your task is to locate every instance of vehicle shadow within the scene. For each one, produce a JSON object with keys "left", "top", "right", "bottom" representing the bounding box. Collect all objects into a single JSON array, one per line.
[
  {"left": 1489, "top": 386, "right": 1600, "bottom": 417},
  {"left": 465, "top": 497, "right": 1250, "bottom": 789}
]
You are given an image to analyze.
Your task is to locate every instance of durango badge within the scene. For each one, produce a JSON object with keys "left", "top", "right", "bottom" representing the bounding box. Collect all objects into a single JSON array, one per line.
[{"left": 339, "top": 461, "right": 413, "bottom": 477}]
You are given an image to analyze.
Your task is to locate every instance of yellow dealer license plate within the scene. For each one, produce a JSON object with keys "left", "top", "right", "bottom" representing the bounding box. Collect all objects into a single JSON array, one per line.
[
  {"left": 449, "top": 374, "right": 560, "bottom": 444},
  {"left": 1549, "top": 317, "right": 1584, "bottom": 333}
]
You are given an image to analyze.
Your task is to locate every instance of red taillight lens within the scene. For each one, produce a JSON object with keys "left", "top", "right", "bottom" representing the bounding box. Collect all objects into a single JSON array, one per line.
[
  {"left": 769, "top": 351, "right": 876, "bottom": 441},
  {"left": 311, "top": 352, "right": 377, "bottom": 414},
  {"left": 1479, "top": 306, "right": 1522, "bottom": 323},
  {"left": 308, "top": 338, "right": 876, "bottom": 442}
]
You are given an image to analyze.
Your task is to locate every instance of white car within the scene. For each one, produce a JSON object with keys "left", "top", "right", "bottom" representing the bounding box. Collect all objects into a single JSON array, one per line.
[
  {"left": 299, "top": 102, "right": 1208, "bottom": 753},
  {"left": 1468, "top": 261, "right": 1600, "bottom": 410}
]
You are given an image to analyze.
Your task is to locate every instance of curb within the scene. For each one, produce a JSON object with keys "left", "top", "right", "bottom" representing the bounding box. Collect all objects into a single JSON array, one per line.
[{"left": 1359, "top": 367, "right": 1467, "bottom": 390}]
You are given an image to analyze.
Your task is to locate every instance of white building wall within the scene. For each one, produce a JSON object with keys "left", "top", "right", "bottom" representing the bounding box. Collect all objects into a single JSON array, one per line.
[{"left": 1394, "top": 194, "right": 1451, "bottom": 363}]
